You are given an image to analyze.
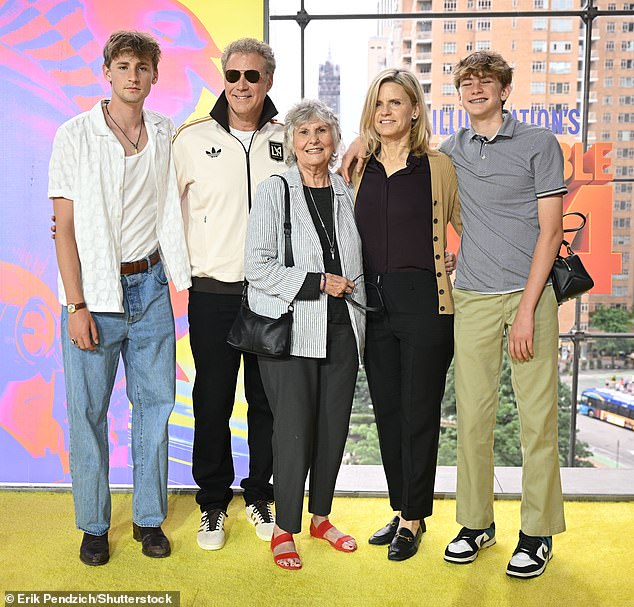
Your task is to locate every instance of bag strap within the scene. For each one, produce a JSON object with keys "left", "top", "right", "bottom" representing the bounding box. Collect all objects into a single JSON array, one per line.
[
  {"left": 271, "top": 175, "right": 294, "bottom": 268},
  {"left": 563, "top": 211, "right": 586, "bottom": 233},
  {"left": 557, "top": 212, "right": 587, "bottom": 256}
]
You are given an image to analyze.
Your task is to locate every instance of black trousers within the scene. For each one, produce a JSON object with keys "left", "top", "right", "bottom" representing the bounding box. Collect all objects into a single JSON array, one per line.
[
  {"left": 364, "top": 270, "right": 453, "bottom": 521},
  {"left": 188, "top": 290, "right": 274, "bottom": 511},
  {"left": 258, "top": 322, "right": 358, "bottom": 534}
]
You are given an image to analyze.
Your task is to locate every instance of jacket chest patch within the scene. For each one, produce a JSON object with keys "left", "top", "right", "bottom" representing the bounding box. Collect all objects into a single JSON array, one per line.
[{"left": 269, "top": 141, "right": 284, "bottom": 162}]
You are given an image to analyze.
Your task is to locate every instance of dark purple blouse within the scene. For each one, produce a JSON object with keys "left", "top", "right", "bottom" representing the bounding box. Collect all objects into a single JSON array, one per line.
[{"left": 355, "top": 153, "right": 435, "bottom": 274}]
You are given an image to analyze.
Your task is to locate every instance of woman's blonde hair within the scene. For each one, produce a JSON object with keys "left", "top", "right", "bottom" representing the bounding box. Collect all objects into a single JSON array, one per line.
[{"left": 359, "top": 68, "right": 431, "bottom": 157}]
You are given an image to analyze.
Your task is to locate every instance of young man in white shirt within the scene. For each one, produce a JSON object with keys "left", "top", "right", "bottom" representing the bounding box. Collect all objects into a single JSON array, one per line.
[{"left": 49, "top": 31, "right": 191, "bottom": 566}]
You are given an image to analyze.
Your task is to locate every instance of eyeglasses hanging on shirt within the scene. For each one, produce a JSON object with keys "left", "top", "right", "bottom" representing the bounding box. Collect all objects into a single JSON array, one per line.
[{"left": 343, "top": 274, "right": 385, "bottom": 314}]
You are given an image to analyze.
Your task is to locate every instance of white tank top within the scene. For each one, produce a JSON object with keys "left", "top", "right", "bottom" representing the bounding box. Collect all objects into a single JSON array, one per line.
[{"left": 120, "top": 144, "right": 159, "bottom": 262}]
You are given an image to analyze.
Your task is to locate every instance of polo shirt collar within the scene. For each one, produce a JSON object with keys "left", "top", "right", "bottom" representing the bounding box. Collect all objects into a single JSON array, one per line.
[{"left": 468, "top": 110, "right": 516, "bottom": 143}]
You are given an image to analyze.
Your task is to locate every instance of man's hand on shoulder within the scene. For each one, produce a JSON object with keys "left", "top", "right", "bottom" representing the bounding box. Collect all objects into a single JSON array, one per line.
[{"left": 339, "top": 137, "right": 365, "bottom": 184}]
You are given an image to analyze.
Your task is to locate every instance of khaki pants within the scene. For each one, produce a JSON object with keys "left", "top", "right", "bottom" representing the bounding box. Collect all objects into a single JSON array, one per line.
[{"left": 454, "top": 286, "right": 566, "bottom": 537}]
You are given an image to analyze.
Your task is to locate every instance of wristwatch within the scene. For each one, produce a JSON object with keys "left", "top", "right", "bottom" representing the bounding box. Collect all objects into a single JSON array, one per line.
[{"left": 67, "top": 302, "right": 87, "bottom": 314}]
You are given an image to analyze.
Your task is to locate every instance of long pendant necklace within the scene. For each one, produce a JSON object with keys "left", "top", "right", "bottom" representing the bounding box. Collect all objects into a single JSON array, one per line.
[
  {"left": 105, "top": 103, "right": 144, "bottom": 154},
  {"left": 306, "top": 184, "right": 336, "bottom": 260}
]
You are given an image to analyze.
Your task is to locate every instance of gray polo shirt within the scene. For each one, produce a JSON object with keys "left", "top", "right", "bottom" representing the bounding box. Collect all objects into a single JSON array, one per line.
[{"left": 439, "top": 112, "right": 567, "bottom": 293}]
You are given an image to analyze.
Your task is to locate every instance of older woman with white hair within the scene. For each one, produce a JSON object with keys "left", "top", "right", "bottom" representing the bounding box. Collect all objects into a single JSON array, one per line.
[{"left": 244, "top": 99, "right": 365, "bottom": 570}]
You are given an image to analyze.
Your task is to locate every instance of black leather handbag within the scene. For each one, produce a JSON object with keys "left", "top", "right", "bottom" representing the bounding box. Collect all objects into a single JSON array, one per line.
[
  {"left": 227, "top": 176, "right": 294, "bottom": 358},
  {"left": 551, "top": 212, "right": 594, "bottom": 304}
]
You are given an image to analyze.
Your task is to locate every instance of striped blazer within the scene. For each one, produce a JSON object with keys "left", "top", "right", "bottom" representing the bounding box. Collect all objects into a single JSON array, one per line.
[{"left": 245, "top": 165, "right": 365, "bottom": 359}]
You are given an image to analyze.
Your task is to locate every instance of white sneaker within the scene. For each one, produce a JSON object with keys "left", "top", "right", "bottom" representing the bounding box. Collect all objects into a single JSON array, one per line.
[
  {"left": 506, "top": 532, "right": 552, "bottom": 579},
  {"left": 197, "top": 509, "right": 226, "bottom": 550},
  {"left": 246, "top": 501, "right": 275, "bottom": 541}
]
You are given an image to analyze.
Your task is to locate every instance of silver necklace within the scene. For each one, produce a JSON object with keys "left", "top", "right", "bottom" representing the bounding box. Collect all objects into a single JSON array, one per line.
[
  {"left": 105, "top": 103, "right": 144, "bottom": 154},
  {"left": 306, "top": 184, "right": 336, "bottom": 260}
]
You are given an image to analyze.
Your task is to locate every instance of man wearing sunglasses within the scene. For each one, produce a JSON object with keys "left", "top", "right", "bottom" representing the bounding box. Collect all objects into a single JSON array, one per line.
[{"left": 172, "top": 38, "right": 284, "bottom": 551}]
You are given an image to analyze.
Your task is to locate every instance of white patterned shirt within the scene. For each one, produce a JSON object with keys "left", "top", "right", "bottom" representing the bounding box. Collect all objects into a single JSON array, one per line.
[{"left": 48, "top": 101, "right": 191, "bottom": 312}]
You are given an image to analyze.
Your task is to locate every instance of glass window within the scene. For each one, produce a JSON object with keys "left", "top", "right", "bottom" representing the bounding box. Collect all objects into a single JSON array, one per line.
[
  {"left": 477, "top": 19, "right": 491, "bottom": 31},
  {"left": 444, "top": 20, "right": 457, "bottom": 33},
  {"left": 444, "top": 0, "right": 457, "bottom": 9},
  {"left": 606, "top": 59, "right": 614, "bottom": 69},
  {"left": 550, "top": 41, "right": 572, "bottom": 53},
  {"left": 532, "top": 81, "right": 546, "bottom": 94},
  {"left": 551, "top": 18, "right": 573, "bottom": 32},
  {"left": 606, "top": 41, "right": 615, "bottom": 51},
  {"left": 532, "top": 61, "right": 547, "bottom": 72},
  {"left": 534, "top": 18, "right": 548, "bottom": 30},
  {"left": 533, "top": 40, "right": 547, "bottom": 52},
  {"left": 442, "top": 83, "right": 455, "bottom": 95},
  {"left": 443, "top": 42, "right": 457, "bottom": 53},
  {"left": 476, "top": 40, "right": 491, "bottom": 50},
  {"left": 550, "top": 82, "right": 571, "bottom": 94},
  {"left": 607, "top": 22, "right": 616, "bottom": 33},
  {"left": 550, "top": 61, "right": 572, "bottom": 74}
]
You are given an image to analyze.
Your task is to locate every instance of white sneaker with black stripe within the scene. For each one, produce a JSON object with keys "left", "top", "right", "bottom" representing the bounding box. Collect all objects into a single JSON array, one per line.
[
  {"left": 506, "top": 531, "right": 552, "bottom": 579},
  {"left": 444, "top": 523, "right": 496, "bottom": 563},
  {"left": 197, "top": 509, "right": 227, "bottom": 550},
  {"left": 246, "top": 500, "right": 275, "bottom": 541}
]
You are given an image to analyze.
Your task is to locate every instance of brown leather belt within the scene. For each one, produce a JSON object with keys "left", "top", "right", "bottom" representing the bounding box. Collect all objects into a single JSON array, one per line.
[{"left": 120, "top": 250, "right": 160, "bottom": 275}]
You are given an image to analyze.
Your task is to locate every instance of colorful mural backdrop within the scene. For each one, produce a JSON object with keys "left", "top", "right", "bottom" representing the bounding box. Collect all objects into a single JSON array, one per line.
[
  {"left": 0, "top": 0, "right": 264, "bottom": 485},
  {"left": 0, "top": 0, "right": 621, "bottom": 486}
]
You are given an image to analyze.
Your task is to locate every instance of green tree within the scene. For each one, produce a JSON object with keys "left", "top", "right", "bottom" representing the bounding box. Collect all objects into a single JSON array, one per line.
[{"left": 588, "top": 306, "right": 633, "bottom": 367}]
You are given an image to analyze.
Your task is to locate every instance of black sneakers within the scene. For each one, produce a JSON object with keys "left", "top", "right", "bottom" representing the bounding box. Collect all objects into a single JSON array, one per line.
[
  {"left": 506, "top": 531, "right": 552, "bottom": 579},
  {"left": 444, "top": 523, "right": 496, "bottom": 563}
]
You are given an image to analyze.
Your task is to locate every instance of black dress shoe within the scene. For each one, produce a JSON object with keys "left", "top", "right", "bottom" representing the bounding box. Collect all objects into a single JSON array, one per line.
[
  {"left": 133, "top": 523, "right": 171, "bottom": 558},
  {"left": 368, "top": 515, "right": 400, "bottom": 545},
  {"left": 387, "top": 525, "right": 423, "bottom": 561},
  {"left": 79, "top": 532, "right": 109, "bottom": 566}
]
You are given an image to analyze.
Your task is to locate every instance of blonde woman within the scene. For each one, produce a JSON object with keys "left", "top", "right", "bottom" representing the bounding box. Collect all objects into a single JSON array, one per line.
[{"left": 351, "top": 69, "right": 461, "bottom": 561}]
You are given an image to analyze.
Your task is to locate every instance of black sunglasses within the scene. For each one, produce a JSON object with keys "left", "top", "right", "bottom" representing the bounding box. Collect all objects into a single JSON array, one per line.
[{"left": 224, "top": 69, "right": 262, "bottom": 84}]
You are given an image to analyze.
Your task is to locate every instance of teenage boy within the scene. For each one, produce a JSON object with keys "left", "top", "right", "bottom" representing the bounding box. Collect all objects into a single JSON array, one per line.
[
  {"left": 49, "top": 31, "right": 191, "bottom": 566},
  {"left": 439, "top": 51, "right": 566, "bottom": 579}
]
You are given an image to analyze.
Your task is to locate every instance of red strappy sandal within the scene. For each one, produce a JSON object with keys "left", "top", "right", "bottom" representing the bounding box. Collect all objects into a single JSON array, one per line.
[
  {"left": 310, "top": 519, "right": 357, "bottom": 553},
  {"left": 271, "top": 532, "right": 302, "bottom": 570}
]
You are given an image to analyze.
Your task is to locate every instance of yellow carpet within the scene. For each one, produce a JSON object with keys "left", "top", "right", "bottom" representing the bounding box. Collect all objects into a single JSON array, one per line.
[{"left": 1, "top": 492, "right": 631, "bottom": 607}]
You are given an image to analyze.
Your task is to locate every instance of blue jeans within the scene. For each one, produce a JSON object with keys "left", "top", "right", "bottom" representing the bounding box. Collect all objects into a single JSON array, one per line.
[{"left": 61, "top": 261, "right": 175, "bottom": 536}]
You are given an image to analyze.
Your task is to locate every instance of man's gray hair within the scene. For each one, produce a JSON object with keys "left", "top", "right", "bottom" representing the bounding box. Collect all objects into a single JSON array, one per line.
[
  {"left": 283, "top": 99, "right": 342, "bottom": 167},
  {"left": 221, "top": 38, "right": 276, "bottom": 75}
]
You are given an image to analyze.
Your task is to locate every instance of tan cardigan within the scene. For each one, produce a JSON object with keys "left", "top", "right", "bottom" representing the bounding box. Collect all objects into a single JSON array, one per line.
[{"left": 352, "top": 149, "right": 462, "bottom": 314}]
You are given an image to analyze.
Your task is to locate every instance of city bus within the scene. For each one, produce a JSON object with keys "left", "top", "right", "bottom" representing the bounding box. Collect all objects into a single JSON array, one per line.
[{"left": 578, "top": 388, "right": 634, "bottom": 431}]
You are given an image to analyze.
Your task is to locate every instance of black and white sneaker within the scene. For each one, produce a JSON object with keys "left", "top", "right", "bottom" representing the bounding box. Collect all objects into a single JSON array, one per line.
[
  {"left": 444, "top": 523, "right": 496, "bottom": 563},
  {"left": 197, "top": 508, "right": 227, "bottom": 550},
  {"left": 246, "top": 500, "right": 275, "bottom": 541},
  {"left": 506, "top": 531, "right": 552, "bottom": 579}
]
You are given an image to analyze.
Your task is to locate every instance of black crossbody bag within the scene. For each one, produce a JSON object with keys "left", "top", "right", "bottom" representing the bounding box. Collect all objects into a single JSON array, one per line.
[
  {"left": 551, "top": 211, "right": 594, "bottom": 304},
  {"left": 226, "top": 176, "right": 294, "bottom": 358}
]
